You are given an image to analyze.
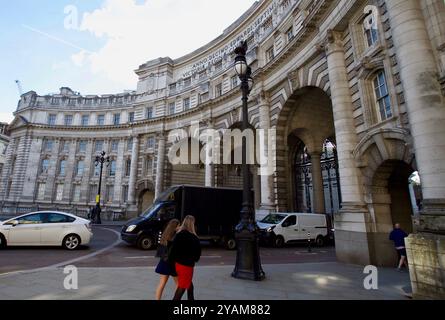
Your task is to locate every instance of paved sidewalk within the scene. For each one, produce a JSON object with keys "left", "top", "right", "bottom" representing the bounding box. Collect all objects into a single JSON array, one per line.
[{"left": 0, "top": 262, "right": 411, "bottom": 300}]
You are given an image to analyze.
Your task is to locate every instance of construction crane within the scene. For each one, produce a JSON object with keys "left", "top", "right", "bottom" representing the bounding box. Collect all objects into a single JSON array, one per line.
[{"left": 15, "top": 80, "right": 23, "bottom": 96}]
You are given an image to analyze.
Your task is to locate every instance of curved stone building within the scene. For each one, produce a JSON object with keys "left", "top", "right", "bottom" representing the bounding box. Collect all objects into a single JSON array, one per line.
[{"left": 1, "top": 0, "right": 445, "bottom": 298}]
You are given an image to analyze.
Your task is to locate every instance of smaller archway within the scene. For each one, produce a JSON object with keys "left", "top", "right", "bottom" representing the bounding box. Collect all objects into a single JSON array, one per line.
[{"left": 138, "top": 189, "right": 155, "bottom": 214}]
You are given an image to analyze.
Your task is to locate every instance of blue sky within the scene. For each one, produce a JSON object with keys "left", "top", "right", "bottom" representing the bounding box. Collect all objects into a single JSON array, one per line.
[{"left": 0, "top": 0, "right": 256, "bottom": 123}]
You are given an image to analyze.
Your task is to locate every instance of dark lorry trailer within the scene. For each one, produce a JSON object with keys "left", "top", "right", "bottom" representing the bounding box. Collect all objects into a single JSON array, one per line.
[{"left": 121, "top": 185, "right": 243, "bottom": 250}]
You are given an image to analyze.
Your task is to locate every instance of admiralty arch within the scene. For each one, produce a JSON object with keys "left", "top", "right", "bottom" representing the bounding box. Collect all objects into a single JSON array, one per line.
[{"left": 1, "top": 0, "right": 445, "bottom": 299}]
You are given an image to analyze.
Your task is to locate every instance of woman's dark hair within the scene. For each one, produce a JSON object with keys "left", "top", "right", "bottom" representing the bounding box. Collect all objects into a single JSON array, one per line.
[{"left": 160, "top": 219, "right": 180, "bottom": 246}]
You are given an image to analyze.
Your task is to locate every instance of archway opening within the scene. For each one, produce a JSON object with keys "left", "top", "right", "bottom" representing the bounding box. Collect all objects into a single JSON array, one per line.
[
  {"left": 138, "top": 189, "right": 155, "bottom": 214},
  {"left": 369, "top": 160, "right": 415, "bottom": 266}
]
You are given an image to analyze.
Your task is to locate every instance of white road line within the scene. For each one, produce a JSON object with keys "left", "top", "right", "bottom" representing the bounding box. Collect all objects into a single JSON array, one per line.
[
  {"left": 124, "top": 255, "right": 223, "bottom": 259},
  {"left": 0, "top": 227, "right": 122, "bottom": 278}
]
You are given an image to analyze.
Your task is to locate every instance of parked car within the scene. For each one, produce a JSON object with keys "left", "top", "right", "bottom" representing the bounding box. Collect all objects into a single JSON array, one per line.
[
  {"left": 257, "top": 213, "right": 331, "bottom": 247},
  {"left": 121, "top": 185, "right": 244, "bottom": 250},
  {"left": 0, "top": 211, "right": 93, "bottom": 250}
]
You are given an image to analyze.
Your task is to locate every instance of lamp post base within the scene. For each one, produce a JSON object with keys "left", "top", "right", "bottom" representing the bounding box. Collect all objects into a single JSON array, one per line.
[{"left": 232, "top": 227, "right": 265, "bottom": 281}]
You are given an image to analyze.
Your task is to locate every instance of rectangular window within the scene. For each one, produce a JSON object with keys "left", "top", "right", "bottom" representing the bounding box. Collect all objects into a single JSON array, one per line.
[
  {"left": 184, "top": 77, "right": 192, "bottom": 87},
  {"left": 127, "top": 138, "right": 133, "bottom": 152},
  {"left": 73, "top": 185, "right": 81, "bottom": 202},
  {"left": 55, "top": 184, "right": 64, "bottom": 201},
  {"left": 183, "top": 98, "right": 190, "bottom": 111},
  {"left": 169, "top": 83, "right": 176, "bottom": 92},
  {"left": 37, "top": 183, "right": 46, "bottom": 200},
  {"left": 90, "top": 185, "right": 98, "bottom": 202},
  {"left": 81, "top": 115, "right": 89, "bottom": 126},
  {"left": 79, "top": 140, "right": 87, "bottom": 153},
  {"left": 62, "top": 140, "right": 70, "bottom": 152},
  {"left": 145, "top": 157, "right": 153, "bottom": 175},
  {"left": 287, "top": 27, "right": 294, "bottom": 42},
  {"left": 97, "top": 114, "right": 105, "bottom": 126},
  {"left": 64, "top": 115, "right": 73, "bottom": 126},
  {"left": 41, "top": 159, "right": 50, "bottom": 174},
  {"left": 48, "top": 114, "right": 57, "bottom": 125},
  {"left": 59, "top": 160, "right": 66, "bottom": 176},
  {"left": 169, "top": 102, "right": 176, "bottom": 115},
  {"left": 94, "top": 164, "right": 100, "bottom": 176},
  {"left": 106, "top": 185, "right": 114, "bottom": 202},
  {"left": 374, "top": 71, "right": 392, "bottom": 121},
  {"left": 122, "top": 185, "right": 129, "bottom": 203},
  {"left": 113, "top": 113, "right": 121, "bottom": 125},
  {"left": 111, "top": 140, "right": 119, "bottom": 152},
  {"left": 76, "top": 160, "right": 85, "bottom": 176},
  {"left": 95, "top": 140, "right": 104, "bottom": 152},
  {"left": 147, "top": 137, "right": 155, "bottom": 149},
  {"left": 109, "top": 160, "right": 117, "bottom": 177},
  {"left": 146, "top": 107, "right": 153, "bottom": 119},
  {"left": 231, "top": 76, "right": 239, "bottom": 90},
  {"left": 125, "top": 159, "right": 131, "bottom": 176},
  {"left": 266, "top": 47, "right": 275, "bottom": 62},
  {"left": 44, "top": 139, "right": 53, "bottom": 151},
  {"left": 364, "top": 13, "right": 379, "bottom": 47},
  {"left": 215, "top": 83, "right": 223, "bottom": 97},
  {"left": 128, "top": 112, "right": 135, "bottom": 123}
]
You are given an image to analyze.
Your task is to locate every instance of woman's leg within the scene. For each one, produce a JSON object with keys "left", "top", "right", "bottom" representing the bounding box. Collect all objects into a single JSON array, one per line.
[
  {"left": 187, "top": 282, "right": 195, "bottom": 301},
  {"left": 398, "top": 256, "right": 406, "bottom": 269},
  {"left": 173, "top": 276, "right": 178, "bottom": 287},
  {"left": 173, "top": 287, "right": 186, "bottom": 300},
  {"left": 155, "top": 275, "right": 169, "bottom": 300}
]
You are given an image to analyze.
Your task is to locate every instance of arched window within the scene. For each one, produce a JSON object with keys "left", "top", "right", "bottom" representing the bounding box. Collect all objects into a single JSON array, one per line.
[
  {"left": 363, "top": 11, "right": 379, "bottom": 47},
  {"left": 373, "top": 71, "right": 392, "bottom": 121}
]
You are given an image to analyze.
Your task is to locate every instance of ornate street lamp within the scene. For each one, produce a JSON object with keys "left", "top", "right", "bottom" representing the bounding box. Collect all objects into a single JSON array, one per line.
[
  {"left": 231, "top": 41, "right": 265, "bottom": 281},
  {"left": 94, "top": 151, "right": 110, "bottom": 224}
]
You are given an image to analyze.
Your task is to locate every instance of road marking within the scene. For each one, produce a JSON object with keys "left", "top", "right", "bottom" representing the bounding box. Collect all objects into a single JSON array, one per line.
[
  {"left": 0, "top": 227, "right": 122, "bottom": 278},
  {"left": 124, "top": 255, "right": 223, "bottom": 259}
]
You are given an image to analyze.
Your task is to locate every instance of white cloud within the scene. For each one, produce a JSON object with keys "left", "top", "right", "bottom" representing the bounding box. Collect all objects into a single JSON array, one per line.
[
  {"left": 0, "top": 112, "right": 14, "bottom": 124},
  {"left": 73, "top": 0, "right": 256, "bottom": 89}
]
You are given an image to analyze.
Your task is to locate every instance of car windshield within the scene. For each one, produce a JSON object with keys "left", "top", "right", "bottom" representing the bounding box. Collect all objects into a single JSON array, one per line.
[
  {"left": 261, "top": 214, "right": 288, "bottom": 224},
  {"left": 139, "top": 203, "right": 161, "bottom": 218}
]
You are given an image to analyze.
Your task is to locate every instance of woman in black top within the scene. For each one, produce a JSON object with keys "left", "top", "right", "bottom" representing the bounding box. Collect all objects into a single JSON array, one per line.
[
  {"left": 168, "top": 215, "right": 201, "bottom": 300},
  {"left": 155, "top": 218, "right": 180, "bottom": 300}
]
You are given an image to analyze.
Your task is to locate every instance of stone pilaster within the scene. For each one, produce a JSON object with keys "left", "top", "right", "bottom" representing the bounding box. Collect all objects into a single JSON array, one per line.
[
  {"left": 21, "top": 137, "right": 43, "bottom": 203},
  {"left": 128, "top": 136, "right": 139, "bottom": 204},
  {"left": 113, "top": 139, "right": 125, "bottom": 204},
  {"left": 63, "top": 139, "right": 77, "bottom": 202},
  {"left": 80, "top": 140, "right": 94, "bottom": 203},
  {"left": 323, "top": 30, "right": 370, "bottom": 265},
  {"left": 0, "top": 138, "right": 16, "bottom": 203},
  {"left": 204, "top": 121, "right": 215, "bottom": 187},
  {"left": 387, "top": 0, "right": 445, "bottom": 299},
  {"left": 43, "top": 139, "right": 60, "bottom": 201},
  {"left": 155, "top": 134, "right": 166, "bottom": 200},
  {"left": 310, "top": 152, "right": 325, "bottom": 214},
  {"left": 258, "top": 93, "right": 275, "bottom": 215}
]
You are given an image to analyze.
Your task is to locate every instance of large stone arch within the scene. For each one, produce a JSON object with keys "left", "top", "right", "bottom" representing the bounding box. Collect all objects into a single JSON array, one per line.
[
  {"left": 353, "top": 128, "right": 417, "bottom": 266},
  {"left": 136, "top": 179, "right": 155, "bottom": 214},
  {"left": 274, "top": 86, "right": 335, "bottom": 211}
]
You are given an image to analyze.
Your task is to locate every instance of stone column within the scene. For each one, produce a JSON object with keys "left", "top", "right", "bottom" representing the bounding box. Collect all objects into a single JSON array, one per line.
[
  {"left": 387, "top": 0, "right": 445, "bottom": 299},
  {"left": 44, "top": 139, "right": 60, "bottom": 202},
  {"left": 80, "top": 140, "right": 94, "bottom": 203},
  {"left": 113, "top": 139, "right": 125, "bottom": 204},
  {"left": 258, "top": 93, "right": 275, "bottom": 213},
  {"left": 63, "top": 139, "right": 77, "bottom": 202},
  {"left": 128, "top": 136, "right": 139, "bottom": 205},
  {"left": 21, "top": 137, "right": 43, "bottom": 203},
  {"left": 155, "top": 134, "right": 166, "bottom": 200},
  {"left": 0, "top": 138, "right": 16, "bottom": 202},
  {"left": 323, "top": 30, "right": 370, "bottom": 264},
  {"left": 205, "top": 122, "right": 215, "bottom": 187},
  {"left": 310, "top": 152, "right": 325, "bottom": 214}
]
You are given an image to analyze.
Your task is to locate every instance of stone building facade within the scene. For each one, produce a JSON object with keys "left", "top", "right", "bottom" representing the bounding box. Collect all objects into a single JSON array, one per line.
[
  {"left": 1, "top": 0, "right": 445, "bottom": 298},
  {"left": 0, "top": 123, "right": 10, "bottom": 180}
]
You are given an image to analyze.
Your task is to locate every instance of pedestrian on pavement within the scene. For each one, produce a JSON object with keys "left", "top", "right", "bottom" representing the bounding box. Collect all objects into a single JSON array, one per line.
[
  {"left": 168, "top": 215, "right": 201, "bottom": 300},
  {"left": 89, "top": 206, "right": 95, "bottom": 222},
  {"left": 95, "top": 204, "right": 102, "bottom": 224},
  {"left": 389, "top": 223, "right": 408, "bottom": 271},
  {"left": 155, "top": 218, "right": 180, "bottom": 300}
]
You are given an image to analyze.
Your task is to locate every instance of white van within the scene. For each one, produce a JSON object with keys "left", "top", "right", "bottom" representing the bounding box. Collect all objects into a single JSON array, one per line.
[{"left": 257, "top": 213, "right": 331, "bottom": 247}]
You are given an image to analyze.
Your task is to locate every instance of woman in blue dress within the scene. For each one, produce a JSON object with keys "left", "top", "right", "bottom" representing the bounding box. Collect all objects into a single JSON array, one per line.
[{"left": 155, "top": 218, "right": 180, "bottom": 300}]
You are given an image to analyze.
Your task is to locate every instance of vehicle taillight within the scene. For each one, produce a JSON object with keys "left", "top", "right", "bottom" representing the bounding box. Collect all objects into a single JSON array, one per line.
[{"left": 86, "top": 222, "right": 92, "bottom": 232}]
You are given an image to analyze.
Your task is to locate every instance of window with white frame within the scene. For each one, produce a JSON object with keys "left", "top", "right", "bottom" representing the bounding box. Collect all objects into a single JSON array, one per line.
[
  {"left": 231, "top": 76, "right": 239, "bottom": 90},
  {"left": 373, "top": 71, "right": 392, "bottom": 121},
  {"left": 109, "top": 160, "right": 117, "bottom": 177},
  {"left": 44, "top": 139, "right": 53, "bottom": 152},
  {"left": 64, "top": 115, "right": 73, "bottom": 126},
  {"left": 90, "top": 185, "right": 98, "bottom": 202},
  {"left": 111, "top": 140, "right": 119, "bottom": 152},
  {"left": 146, "top": 107, "right": 153, "bottom": 119},
  {"left": 364, "top": 11, "right": 379, "bottom": 47},
  {"left": 81, "top": 115, "right": 89, "bottom": 126},
  {"left": 127, "top": 138, "right": 133, "bottom": 152},
  {"left": 286, "top": 27, "right": 294, "bottom": 42},
  {"left": 266, "top": 46, "right": 275, "bottom": 62},
  {"left": 55, "top": 184, "right": 64, "bottom": 201},
  {"left": 48, "top": 114, "right": 57, "bottom": 125},
  {"left": 97, "top": 114, "right": 105, "bottom": 126},
  {"left": 128, "top": 112, "right": 135, "bottom": 123},
  {"left": 41, "top": 159, "right": 50, "bottom": 174},
  {"left": 73, "top": 185, "right": 81, "bottom": 202},
  {"left": 145, "top": 157, "right": 153, "bottom": 174},
  {"left": 147, "top": 137, "right": 155, "bottom": 149},
  {"left": 37, "top": 183, "right": 46, "bottom": 200},
  {"left": 169, "top": 102, "right": 176, "bottom": 115},
  {"left": 78, "top": 140, "right": 87, "bottom": 152},
  {"left": 76, "top": 160, "right": 85, "bottom": 176},
  {"left": 183, "top": 98, "right": 190, "bottom": 111},
  {"left": 122, "top": 185, "right": 129, "bottom": 203},
  {"left": 106, "top": 185, "right": 114, "bottom": 202},
  {"left": 125, "top": 159, "right": 131, "bottom": 176},
  {"left": 95, "top": 140, "right": 104, "bottom": 153},
  {"left": 215, "top": 83, "right": 222, "bottom": 97},
  {"left": 59, "top": 159, "right": 66, "bottom": 176},
  {"left": 113, "top": 113, "right": 121, "bottom": 125}
]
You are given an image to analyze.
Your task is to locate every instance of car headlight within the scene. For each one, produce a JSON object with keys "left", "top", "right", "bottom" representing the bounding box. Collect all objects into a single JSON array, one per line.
[
  {"left": 267, "top": 226, "right": 276, "bottom": 233},
  {"left": 126, "top": 225, "right": 137, "bottom": 233}
]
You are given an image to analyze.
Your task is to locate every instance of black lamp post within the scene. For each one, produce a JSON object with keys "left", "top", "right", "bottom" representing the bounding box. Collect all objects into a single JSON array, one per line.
[
  {"left": 231, "top": 41, "right": 265, "bottom": 281},
  {"left": 94, "top": 151, "right": 110, "bottom": 224}
]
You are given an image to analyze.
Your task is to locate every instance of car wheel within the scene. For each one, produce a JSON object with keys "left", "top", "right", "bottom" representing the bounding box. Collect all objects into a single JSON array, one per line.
[
  {"left": 316, "top": 236, "right": 325, "bottom": 247},
  {"left": 63, "top": 234, "right": 81, "bottom": 250},
  {"left": 225, "top": 237, "right": 237, "bottom": 250},
  {"left": 137, "top": 235, "right": 154, "bottom": 250},
  {"left": 0, "top": 233, "right": 6, "bottom": 249},
  {"left": 274, "top": 236, "right": 285, "bottom": 248}
]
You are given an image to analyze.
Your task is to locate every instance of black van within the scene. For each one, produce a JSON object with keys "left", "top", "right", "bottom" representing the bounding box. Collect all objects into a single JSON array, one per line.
[{"left": 121, "top": 185, "right": 243, "bottom": 250}]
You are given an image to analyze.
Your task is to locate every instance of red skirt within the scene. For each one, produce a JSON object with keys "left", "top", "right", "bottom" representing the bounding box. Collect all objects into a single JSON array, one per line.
[{"left": 175, "top": 263, "right": 194, "bottom": 289}]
